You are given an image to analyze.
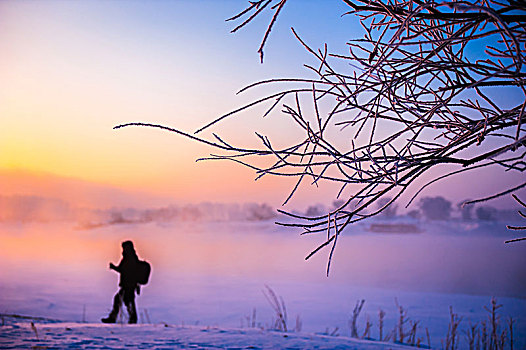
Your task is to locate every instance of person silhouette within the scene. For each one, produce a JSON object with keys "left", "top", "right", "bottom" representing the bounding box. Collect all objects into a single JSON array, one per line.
[{"left": 101, "top": 240, "right": 141, "bottom": 324}]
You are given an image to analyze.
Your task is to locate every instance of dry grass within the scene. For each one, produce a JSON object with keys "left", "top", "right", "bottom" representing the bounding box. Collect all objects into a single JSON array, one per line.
[{"left": 262, "top": 285, "right": 288, "bottom": 332}]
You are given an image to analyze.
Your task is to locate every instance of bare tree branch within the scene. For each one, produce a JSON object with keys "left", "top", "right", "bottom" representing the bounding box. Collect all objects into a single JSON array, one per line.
[{"left": 117, "top": 0, "right": 526, "bottom": 268}]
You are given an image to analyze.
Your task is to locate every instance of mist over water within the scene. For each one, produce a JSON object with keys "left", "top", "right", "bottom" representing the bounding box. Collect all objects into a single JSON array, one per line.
[{"left": 1, "top": 219, "right": 525, "bottom": 347}]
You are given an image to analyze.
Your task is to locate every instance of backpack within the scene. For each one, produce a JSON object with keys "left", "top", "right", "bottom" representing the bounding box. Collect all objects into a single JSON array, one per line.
[{"left": 135, "top": 260, "right": 151, "bottom": 285}]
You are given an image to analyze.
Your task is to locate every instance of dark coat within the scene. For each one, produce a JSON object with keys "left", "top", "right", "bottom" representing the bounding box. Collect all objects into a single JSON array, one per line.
[{"left": 112, "top": 250, "right": 140, "bottom": 290}]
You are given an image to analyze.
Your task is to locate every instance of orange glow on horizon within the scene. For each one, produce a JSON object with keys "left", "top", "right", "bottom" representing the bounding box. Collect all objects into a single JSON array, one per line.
[{"left": 0, "top": 162, "right": 302, "bottom": 208}]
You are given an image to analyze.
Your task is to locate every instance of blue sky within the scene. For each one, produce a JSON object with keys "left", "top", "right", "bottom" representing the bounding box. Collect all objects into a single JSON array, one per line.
[{"left": 1, "top": 0, "right": 524, "bottom": 209}]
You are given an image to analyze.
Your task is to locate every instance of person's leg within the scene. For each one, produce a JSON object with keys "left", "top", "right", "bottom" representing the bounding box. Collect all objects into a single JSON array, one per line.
[
  {"left": 123, "top": 288, "right": 137, "bottom": 324},
  {"left": 101, "top": 289, "right": 123, "bottom": 323}
]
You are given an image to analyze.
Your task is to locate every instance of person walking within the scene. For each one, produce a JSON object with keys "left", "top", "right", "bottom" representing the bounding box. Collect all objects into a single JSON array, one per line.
[{"left": 101, "top": 240, "right": 142, "bottom": 324}]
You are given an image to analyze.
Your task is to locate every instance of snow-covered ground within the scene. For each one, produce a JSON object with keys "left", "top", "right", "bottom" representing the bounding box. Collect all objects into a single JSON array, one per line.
[
  {"left": 1, "top": 319, "right": 415, "bottom": 350},
  {"left": 1, "top": 218, "right": 525, "bottom": 349}
]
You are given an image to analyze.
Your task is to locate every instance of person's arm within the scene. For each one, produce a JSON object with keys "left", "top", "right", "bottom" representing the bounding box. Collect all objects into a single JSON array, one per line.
[{"left": 109, "top": 261, "right": 121, "bottom": 272}]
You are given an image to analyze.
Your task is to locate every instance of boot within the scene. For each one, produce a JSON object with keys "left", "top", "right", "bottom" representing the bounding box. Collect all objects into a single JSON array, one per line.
[
  {"left": 101, "top": 316, "right": 116, "bottom": 323},
  {"left": 101, "top": 311, "right": 118, "bottom": 323}
]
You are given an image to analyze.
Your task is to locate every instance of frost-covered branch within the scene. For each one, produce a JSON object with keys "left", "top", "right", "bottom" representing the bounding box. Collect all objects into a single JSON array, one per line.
[{"left": 116, "top": 0, "right": 526, "bottom": 268}]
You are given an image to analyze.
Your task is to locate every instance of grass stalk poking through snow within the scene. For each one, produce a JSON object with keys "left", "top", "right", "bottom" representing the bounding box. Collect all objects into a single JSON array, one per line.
[
  {"left": 486, "top": 297, "right": 502, "bottom": 349},
  {"left": 508, "top": 317, "right": 515, "bottom": 350},
  {"left": 378, "top": 308, "right": 385, "bottom": 341},
  {"left": 443, "top": 306, "right": 462, "bottom": 350},
  {"left": 294, "top": 314, "right": 302, "bottom": 332},
  {"left": 363, "top": 314, "right": 372, "bottom": 339},
  {"left": 350, "top": 299, "right": 365, "bottom": 338},
  {"left": 464, "top": 322, "right": 478, "bottom": 350},
  {"left": 263, "top": 285, "right": 287, "bottom": 332},
  {"left": 395, "top": 298, "right": 408, "bottom": 344},
  {"left": 465, "top": 297, "right": 509, "bottom": 350},
  {"left": 242, "top": 308, "right": 259, "bottom": 329}
]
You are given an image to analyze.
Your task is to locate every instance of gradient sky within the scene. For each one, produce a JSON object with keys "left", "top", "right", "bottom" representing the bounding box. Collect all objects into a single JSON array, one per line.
[{"left": 1, "top": 0, "right": 524, "bottom": 209}]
